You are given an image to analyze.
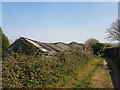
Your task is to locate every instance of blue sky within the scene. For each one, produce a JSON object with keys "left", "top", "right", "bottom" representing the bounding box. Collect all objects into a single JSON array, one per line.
[
  {"left": 2, "top": 2, "right": 118, "bottom": 43},
  {"left": 0, "top": 2, "right": 2, "bottom": 27},
  {"left": 118, "top": 2, "right": 120, "bottom": 20}
]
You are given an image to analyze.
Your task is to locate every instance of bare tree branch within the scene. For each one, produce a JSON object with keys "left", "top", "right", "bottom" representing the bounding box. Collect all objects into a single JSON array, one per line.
[{"left": 106, "top": 20, "right": 120, "bottom": 42}]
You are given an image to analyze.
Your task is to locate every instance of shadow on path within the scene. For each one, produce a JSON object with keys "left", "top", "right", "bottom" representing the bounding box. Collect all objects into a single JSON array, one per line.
[{"left": 105, "top": 57, "right": 120, "bottom": 89}]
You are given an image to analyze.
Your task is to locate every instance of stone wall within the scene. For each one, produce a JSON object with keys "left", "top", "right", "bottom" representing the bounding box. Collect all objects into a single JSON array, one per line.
[{"left": 104, "top": 47, "right": 120, "bottom": 66}]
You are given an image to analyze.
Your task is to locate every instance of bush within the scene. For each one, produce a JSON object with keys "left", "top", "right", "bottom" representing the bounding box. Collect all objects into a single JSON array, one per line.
[
  {"left": 92, "top": 43, "right": 104, "bottom": 55},
  {"left": 2, "top": 51, "right": 93, "bottom": 88},
  {"left": 0, "top": 28, "right": 10, "bottom": 59}
]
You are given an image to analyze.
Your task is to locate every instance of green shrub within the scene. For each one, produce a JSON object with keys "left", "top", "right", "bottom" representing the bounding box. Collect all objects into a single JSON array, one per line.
[
  {"left": 0, "top": 28, "right": 10, "bottom": 59},
  {"left": 2, "top": 50, "right": 93, "bottom": 88}
]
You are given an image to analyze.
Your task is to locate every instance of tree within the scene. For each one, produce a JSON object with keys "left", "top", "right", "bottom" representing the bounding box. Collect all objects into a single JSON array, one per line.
[
  {"left": 0, "top": 29, "right": 2, "bottom": 59},
  {"left": 84, "top": 38, "right": 100, "bottom": 55},
  {"left": 92, "top": 43, "right": 104, "bottom": 55},
  {"left": 0, "top": 28, "right": 10, "bottom": 59},
  {"left": 106, "top": 20, "right": 120, "bottom": 42},
  {"left": 84, "top": 38, "right": 100, "bottom": 48}
]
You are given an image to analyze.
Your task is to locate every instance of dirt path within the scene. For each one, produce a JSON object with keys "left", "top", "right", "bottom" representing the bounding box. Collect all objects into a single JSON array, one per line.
[
  {"left": 63, "top": 58, "right": 113, "bottom": 88},
  {"left": 59, "top": 57, "right": 114, "bottom": 88},
  {"left": 89, "top": 59, "right": 113, "bottom": 88},
  {"left": 106, "top": 57, "right": 120, "bottom": 89},
  {"left": 63, "top": 58, "right": 99, "bottom": 88}
]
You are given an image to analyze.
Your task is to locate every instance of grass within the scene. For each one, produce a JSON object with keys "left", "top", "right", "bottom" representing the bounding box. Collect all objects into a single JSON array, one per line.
[
  {"left": 59, "top": 58, "right": 98, "bottom": 88},
  {"left": 89, "top": 58, "right": 114, "bottom": 88},
  {"left": 73, "top": 58, "right": 99, "bottom": 88},
  {"left": 62, "top": 57, "right": 113, "bottom": 88}
]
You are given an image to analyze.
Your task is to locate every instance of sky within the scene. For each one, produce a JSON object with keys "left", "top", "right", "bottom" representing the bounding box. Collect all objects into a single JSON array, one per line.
[
  {"left": 118, "top": 2, "right": 120, "bottom": 20},
  {"left": 1, "top": 0, "right": 119, "bottom": 2},
  {"left": 0, "top": 2, "right": 2, "bottom": 27},
  {"left": 2, "top": 2, "right": 118, "bottom": 43}
]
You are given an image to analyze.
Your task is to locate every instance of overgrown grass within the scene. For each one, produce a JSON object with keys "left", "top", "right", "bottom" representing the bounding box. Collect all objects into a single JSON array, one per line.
[
  {"left": 89, "top": 58, "right": 114, "bottom": 88},
  {"left": 72, "top": 57, "right": 113, "bottom": 88},
  {"left": 73, "top": 58, "right": 100, "bottom": 88}
]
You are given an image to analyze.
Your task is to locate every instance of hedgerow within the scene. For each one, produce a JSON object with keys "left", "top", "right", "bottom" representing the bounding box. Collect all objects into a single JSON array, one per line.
[{"left": 2, "top": 50, "right": 93, "bottom": 88}]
